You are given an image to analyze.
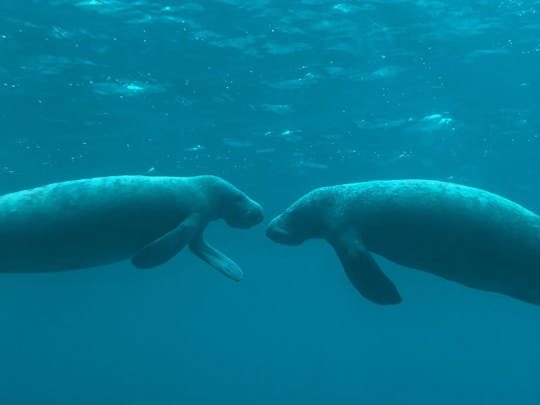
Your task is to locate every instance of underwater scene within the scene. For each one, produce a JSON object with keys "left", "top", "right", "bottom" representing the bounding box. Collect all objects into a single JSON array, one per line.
[{"left": 1, "top": 0, "right": 540, "bottom": 403}]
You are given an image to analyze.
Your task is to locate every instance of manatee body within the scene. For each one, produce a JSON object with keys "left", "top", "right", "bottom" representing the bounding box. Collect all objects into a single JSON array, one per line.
[
  {"left": 0, "top": 175, "right": 263, "bottom": 280},
  {"left": 266, "top": 179, "right": 540, "bottom": 305}
]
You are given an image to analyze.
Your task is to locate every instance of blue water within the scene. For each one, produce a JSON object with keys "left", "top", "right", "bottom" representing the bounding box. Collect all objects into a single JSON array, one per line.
[{"left": 1, "top": 1, "right": 540, "bottom": 403}]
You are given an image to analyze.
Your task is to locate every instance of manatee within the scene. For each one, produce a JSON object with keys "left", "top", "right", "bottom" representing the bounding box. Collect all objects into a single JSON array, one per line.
[
  {"left": 0, "top": 175, "right": 263, "bottom": 280},
  {"left": 266, "top": 179, "right": 540, "bottom": 305}
]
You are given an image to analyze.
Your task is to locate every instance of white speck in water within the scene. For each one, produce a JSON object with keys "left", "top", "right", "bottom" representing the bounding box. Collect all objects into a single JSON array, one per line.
[{"left": 125, "top": 83, "right": 144, "bottom": 92}]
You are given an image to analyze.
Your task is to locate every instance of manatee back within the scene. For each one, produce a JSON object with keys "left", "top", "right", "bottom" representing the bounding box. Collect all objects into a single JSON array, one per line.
[{"left": 338, "top": 180, "right": 540, "bottom": 279}]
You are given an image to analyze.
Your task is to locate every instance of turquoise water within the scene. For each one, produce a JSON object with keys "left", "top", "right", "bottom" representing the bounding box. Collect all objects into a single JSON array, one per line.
[{"left": 1, "top": 1, "right": 540, "bottom": 403}]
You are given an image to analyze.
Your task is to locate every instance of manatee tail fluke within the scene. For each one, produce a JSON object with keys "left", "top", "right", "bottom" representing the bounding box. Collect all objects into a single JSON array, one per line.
[{"left": 330, "top": 228, "right": 402, "bottom": 305}]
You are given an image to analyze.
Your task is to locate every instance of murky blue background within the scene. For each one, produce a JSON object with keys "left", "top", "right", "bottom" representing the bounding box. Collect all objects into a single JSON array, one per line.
[{"left": 1, "top": 1, "right": 540, "bottom": 403}]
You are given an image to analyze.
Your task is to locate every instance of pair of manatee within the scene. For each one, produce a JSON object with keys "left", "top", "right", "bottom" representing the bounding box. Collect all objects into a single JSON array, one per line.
[{"left": 1, "top": 175, "right": 539, "bottom": 306}]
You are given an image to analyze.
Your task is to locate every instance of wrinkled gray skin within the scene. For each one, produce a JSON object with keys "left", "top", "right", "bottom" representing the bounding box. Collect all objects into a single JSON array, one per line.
[
  {"left": 0, "top": 175, "right": 263, "bottom": 280},
  {"left": 267, "top": 179, "right": 540, "bottom": 305}
]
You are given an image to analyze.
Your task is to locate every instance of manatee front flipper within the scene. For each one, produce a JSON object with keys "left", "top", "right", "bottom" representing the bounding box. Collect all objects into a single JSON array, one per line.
[
  {"left": 329, "top": 228, "right": 402, "bottom": 305},
  {"left": 131, "top": 214, "right": 204, "bottom": 269},
  {"left": 189, "top": 235, "right": 244, "bottom": 281}
]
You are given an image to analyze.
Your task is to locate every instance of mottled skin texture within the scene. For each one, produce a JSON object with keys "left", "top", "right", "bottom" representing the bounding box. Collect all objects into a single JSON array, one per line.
[
  {"left": 267, "top": 179, "right": 540, "bottom": 305},
  {"left": 0, "top": 175, "right": 263, "bottom": 275}
]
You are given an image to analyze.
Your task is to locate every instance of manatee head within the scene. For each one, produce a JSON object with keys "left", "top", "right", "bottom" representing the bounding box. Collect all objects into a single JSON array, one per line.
[
  {"left": 266, "top": 188, "right": 333, "bottom": 245},
  {"left": 203, "top": 176, "right": 263, "bottom": 228}
]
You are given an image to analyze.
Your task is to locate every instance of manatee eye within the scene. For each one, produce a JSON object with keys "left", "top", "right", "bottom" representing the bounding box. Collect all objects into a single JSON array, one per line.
[
  {"left": 233, "top": 193, "right": 245, "bottom": 203},
  {"left": 227, "top": 192, "right": 247, "bottom": 212}
]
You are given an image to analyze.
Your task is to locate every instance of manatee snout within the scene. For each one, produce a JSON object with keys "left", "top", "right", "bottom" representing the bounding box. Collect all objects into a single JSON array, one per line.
[
  {"left": 266, "top": 214, "right": 303, "bottom": 245},
  {"left": 243, "top": 200, "right": 264, "bottom": 226},
  {"left": 227, "top": 199, "right": 264, "bottom": 228}
]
